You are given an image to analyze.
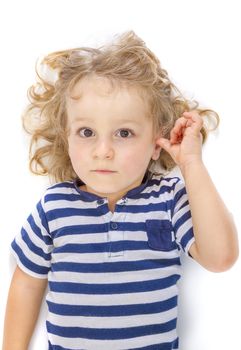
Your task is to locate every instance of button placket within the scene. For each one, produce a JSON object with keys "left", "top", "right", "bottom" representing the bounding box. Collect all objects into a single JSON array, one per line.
[
  {"left": 108, "top": 218, "right": 124, "bottom": 258},
  {"left": 96, "top": 198, "right": 111, "bottom": 216},
  {"left": 97, "top": 199, "right": 105, "bottom": 205},
  {"left": 110, "top": 222, "right": 118, "bottom": 230}
]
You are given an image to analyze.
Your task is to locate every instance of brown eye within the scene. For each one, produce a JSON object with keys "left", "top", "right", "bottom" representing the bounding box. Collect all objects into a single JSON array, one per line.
[
  {"left": 117, "top": 129, "right": 133, "bottom": 138},
  {"left": 79, "top": 128, "right": 94, "bottom": 137}
]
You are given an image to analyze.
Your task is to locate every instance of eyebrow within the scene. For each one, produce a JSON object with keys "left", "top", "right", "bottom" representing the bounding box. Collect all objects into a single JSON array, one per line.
[{"left": 70, "top": 117, "right": 141, "bottom": 125}]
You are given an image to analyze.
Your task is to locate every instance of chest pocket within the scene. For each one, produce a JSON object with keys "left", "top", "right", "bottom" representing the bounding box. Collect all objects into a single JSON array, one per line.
[{"left": 146, "top": 219, "right": 175, "bottom": 251}]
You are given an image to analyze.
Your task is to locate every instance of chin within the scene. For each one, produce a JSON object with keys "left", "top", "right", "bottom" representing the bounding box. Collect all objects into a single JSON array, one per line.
[{"left": 94, "top": 186, "right": 121, "bottom": 195}]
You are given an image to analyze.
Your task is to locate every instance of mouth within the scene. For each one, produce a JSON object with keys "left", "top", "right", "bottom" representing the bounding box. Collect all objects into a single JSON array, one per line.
[{"left": 92, "top": 169, "right": 117, "bottom": 174}]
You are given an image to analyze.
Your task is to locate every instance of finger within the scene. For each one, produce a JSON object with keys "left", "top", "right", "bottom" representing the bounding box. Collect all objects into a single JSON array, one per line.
[
  {"left": 183, "top": 111, "right": 204, "bottom": 131},
  {"left": 170, "top": 117, "right": 188, "bottom": 144}
]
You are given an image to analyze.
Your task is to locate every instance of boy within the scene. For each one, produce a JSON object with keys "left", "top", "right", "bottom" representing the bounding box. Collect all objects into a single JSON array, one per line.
[{"left": 2, "top": 31, "right": 238, "bottom": 350}]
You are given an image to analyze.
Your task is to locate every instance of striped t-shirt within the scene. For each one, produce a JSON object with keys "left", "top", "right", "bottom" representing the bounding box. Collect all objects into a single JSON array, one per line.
[{"left": 11, "top": 173, "right": 195, "bottom": 350}]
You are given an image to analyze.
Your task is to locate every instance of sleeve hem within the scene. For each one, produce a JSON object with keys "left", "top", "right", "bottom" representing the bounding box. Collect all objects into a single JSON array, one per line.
[
  {"left": 11, "top": 248, "right": 49, "bottom": 280},
  {"left": 184, "top": 237, "right": 196, "bottom": 258}
]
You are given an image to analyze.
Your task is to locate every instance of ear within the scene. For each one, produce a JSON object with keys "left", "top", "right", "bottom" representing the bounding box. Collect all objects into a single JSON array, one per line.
[{"left": 151, "top": 140, "right": 162, "bottom": 161}]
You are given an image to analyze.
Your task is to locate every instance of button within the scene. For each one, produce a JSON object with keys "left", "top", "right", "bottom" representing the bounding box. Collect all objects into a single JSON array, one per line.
[
  {"left": 110, "top": 222, "right": 118, "bottom": 230},
  {"left": 121, "top": 197, "right": 128, "bottom": 204},
  {"left": 118, "top": 197, "right": 128, "bottom": 205},
  {"left": 97, "top": 199, "right": 105, "bottom": 205}
]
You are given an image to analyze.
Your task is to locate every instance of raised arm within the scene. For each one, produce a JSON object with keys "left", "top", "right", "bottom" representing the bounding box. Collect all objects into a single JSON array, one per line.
[
  {"left": 2, "top": 266, "right": 47, "bottom": 350},
  {"left": 157, "top": 111, "right": 239, "bottom": 272}
]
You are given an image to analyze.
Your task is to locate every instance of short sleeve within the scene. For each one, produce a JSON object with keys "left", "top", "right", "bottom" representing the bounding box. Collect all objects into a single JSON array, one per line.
[
  {"left": 171, "top": 178, "right": 195, "bottom": 256},
  {"left": 11, "top": 196, "right": 53, "bottom": 279}
]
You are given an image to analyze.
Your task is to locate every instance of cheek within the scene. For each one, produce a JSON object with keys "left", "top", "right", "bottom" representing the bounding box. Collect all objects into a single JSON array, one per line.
[
  {"left": 68, "top": 143, "right": 76, "bottom": 161},
  {"left": 68, "top": 142, "right": 85, "bottom": 165},
  {"left": 120, "top": 143, "right": 153, "bottom": 169}
]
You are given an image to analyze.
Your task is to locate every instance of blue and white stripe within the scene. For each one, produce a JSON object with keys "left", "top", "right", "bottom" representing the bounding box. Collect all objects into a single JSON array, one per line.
[{"left": 11, "top": 174, "right": 195, "bottom": 350}]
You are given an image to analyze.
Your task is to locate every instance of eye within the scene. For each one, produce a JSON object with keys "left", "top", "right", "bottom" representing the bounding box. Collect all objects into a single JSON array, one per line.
[
  {"left": 78, "top": 128, "right": 94, "bottom": 138},
  {"left": 116, "top": 129, "right": 134, "bottom": 138}
]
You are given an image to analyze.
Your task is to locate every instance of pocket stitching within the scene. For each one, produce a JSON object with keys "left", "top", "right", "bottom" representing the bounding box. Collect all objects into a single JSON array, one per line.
[{"left": 146, "top": 220, "right": 173, "bottom": 251}]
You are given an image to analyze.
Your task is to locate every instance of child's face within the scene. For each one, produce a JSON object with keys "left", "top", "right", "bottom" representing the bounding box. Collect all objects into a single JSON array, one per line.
[{"left": 66, "top": 76, "right": 160, "bottom": 203}]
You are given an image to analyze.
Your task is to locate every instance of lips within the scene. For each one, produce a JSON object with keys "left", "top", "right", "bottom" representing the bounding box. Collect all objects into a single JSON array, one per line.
[{"left": 92, "top": 170, "right": 116, "bottom": 173}]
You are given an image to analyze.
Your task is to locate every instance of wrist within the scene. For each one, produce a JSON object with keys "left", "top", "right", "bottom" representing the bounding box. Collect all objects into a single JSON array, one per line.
[{"left": 179, "top": 158, "right": 204, "bottom": 178}]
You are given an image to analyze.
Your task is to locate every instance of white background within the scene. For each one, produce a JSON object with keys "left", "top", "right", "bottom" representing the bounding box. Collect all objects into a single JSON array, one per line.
[{"left": 0, "top": 0, "right": 241, "bottom": 349}]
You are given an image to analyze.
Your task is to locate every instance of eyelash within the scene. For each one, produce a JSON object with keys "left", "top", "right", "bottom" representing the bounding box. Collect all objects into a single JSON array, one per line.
[{"left": 77, "top": 128, "right": 135, "bottom": 138}]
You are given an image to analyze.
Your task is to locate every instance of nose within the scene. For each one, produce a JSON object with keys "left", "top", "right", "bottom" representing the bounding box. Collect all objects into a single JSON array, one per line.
[{"left": 92, "top": 137, "right": 114, "bottom": 160}]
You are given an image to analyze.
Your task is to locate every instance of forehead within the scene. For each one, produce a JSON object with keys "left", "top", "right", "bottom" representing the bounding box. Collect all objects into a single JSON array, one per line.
[{"left": 66, "top": 75, "right": 151, "bottom": 123}]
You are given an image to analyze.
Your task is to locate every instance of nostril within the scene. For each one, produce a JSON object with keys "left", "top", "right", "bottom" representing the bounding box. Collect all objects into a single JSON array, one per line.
[{"left": 93, "top": 141, "right": 114, "bottom": 159}]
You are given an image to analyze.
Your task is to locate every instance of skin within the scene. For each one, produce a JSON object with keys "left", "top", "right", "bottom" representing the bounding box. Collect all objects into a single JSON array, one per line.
[
  {"left": 2, "top": 76, "right": 239, "bottom": 349},
  {"left": 66, "top": 76, "right": 161, "bottom": 212},
  {"left": 157, "top": 111, "right": 239, "bottom": 271},
  {"left": 2, "top": 267, "right": 47, "bottom": 350}
]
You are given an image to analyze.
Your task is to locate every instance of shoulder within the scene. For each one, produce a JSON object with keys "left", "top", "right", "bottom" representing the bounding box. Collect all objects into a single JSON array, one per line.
[
  {"left": 41, "top": 180, "right": 79, "bottom": 207},
  {"left": 150, "top": 173, "right": 185, "bottom": 194},
  {"left": 46, "top": 180, "right": 77, "bottom": 192},
  {"left": 45, "top": 180, "right": 76, "bottom": 194},
  {"left": 145, "top": 174, "right": 187, "bottom": 214}
]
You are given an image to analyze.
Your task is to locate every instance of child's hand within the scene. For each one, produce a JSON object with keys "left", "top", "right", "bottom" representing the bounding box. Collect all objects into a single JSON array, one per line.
[{"left": 157, "top": 111, "right": 203, "bottom": 172}]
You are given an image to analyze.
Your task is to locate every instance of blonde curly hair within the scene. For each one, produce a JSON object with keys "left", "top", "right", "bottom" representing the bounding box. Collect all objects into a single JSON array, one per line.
[{"left": 23, "top": 30, "right": 219, "bottom": 182}]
